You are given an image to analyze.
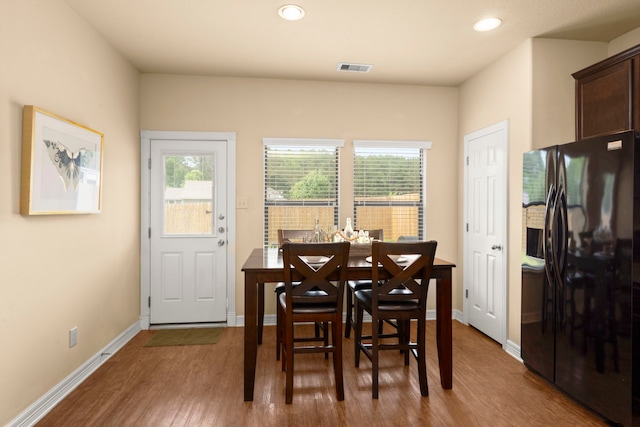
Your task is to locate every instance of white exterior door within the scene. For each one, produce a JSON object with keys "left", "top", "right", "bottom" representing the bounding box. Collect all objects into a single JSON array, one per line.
[
  {"left": 149, "top": 139, "right": 228, "bottom": 324},
  {"left": 464, "top": 121, "right": 508, "bottom": 344}
]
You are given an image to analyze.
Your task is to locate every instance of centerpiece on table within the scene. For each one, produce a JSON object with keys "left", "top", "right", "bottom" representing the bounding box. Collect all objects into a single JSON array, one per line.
[{"left": 332, "top": 218, "right": 375, "bottom": 256}]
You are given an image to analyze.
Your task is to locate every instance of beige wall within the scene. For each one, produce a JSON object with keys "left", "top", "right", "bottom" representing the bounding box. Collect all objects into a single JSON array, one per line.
[
  {"left": 458, "top": 40, "right": 533, "bottom": 346},
  {"left": 140, "top": 75, "right": 460, "bottom": 316},
  {"left": 532, "top": 39, "right": 607, "bottom": 148},
  {"left": 458, "top": 35, "right": 635, "bottom": 349},
  {"left": 609, "top": 26, "right": 640, "bottom": 56},
  {"left": 0, "top": 1, "right": 140, "bottom": 424}
]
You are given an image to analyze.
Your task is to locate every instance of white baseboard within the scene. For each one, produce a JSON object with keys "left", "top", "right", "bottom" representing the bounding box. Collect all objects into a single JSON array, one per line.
[
  {"left": 139, "top": 314, "right": 150, "bottom": 330},
  {"left": 452, "top": 309, "right": 464, "bottom": 323},
  {"left": 8, "top": 321, "right": 141, "bottom": 427},
  {"left": 505, "top": 339, "right": 522, "bottom": 362},
  {"left": 226, "top": 311, "right": 237, "bottom": 327}
]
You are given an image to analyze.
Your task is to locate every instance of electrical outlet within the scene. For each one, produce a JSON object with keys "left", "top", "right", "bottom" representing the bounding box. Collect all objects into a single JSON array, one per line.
[
  {"left": 236, "top": 196, "right": 248, "bottom": 209},
  {"left": 69, "top": 327, "right": 78, "bottom": 348}
]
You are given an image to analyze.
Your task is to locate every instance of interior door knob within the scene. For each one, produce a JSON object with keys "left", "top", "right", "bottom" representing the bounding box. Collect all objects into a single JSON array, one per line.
[{"left": 491, "top": 244, "right": 502, "bottom": 251}]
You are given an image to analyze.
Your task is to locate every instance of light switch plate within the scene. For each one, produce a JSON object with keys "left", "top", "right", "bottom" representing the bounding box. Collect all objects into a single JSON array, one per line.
[
  {"left": 69, "top": 327, "right": 78, "bottom": 347},
  {"left": 236, "top": 196, "right": 248, "bottom": 209}
]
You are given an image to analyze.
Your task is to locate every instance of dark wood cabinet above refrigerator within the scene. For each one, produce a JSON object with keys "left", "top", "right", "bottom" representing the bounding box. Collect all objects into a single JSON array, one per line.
[{"left": 573, "top": 44, "right": 640, "bottom": 140}]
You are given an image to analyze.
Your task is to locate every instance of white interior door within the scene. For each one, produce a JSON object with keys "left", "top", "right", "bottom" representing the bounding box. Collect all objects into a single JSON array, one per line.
[
  {"left": 464, "top": 121, "right": 508, "bottom": 345},
  {"left": 149, "top": 139, "right": 227, "bottom": 324}
]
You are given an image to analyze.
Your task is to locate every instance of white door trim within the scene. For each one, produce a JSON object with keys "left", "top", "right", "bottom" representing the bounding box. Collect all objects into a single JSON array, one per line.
[
  {"left": 463, "top": 120, "right": 509, "bottom": 348},
  {"left": 140, "top": 130, "right": 236, "bottom": 330}
]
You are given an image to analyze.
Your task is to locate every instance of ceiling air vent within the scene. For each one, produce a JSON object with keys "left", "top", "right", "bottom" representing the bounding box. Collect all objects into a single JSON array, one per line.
[{"left": 337, "top": 63, "right": 373, "bottom": 73}]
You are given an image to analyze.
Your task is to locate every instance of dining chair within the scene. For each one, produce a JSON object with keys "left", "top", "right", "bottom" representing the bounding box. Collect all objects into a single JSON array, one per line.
[
  {"left": 256, "top": 229, "right": 313, "bottom": 346},
  {"left": 273, "top": 229, "right": 328, "bottom": 361},
  {"left": 277, "top": 229, "right": 313, "bottom": 247},
  {"left": 397, "top": 235, "right": 419, "bottom": 241},
  {"left": 353, "top": 240, "right": 437, "bottom": 398},
  {"left": 279, "top": 241, "right": 350, "bottom": 403},
  {"left": 344, "top": 229, "right": 383, "bottom": 338}
]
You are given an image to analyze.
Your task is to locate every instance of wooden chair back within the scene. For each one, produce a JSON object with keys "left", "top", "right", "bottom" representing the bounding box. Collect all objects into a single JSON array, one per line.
[
  {"left": 371, "top": 240, "right": 437, "bottom": 308},
  {"left": 278, "top": 229, "right": 313, "bottom": 248},
  {"left": 365, "top": 229, "right": 384, "bottom": 241},
  {"left": 282, "top": 242, "right": 350, "bottom": 308},
  {"left": 397, "top": 235, "right": 419, "bottom": 241}
]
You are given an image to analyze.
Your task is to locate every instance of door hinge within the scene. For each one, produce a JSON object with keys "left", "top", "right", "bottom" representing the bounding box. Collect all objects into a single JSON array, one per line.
[
  {"left": 148, "top": 228, "right": 151, "bottom": 238},
  {"left": 466, "top": 156, "right": 469, "bottom": 166},
  {"left": 148, "top": 296, "right": 151, "bottom": 307},
  {"left": 148, "top": 158, "right": 151, "bottom": 169},
  {"left": 466, "top": 223, "right": 469, "bottom": 232},
  {"left": 465, "top": 289, "right": 469, "bottom": 298}
]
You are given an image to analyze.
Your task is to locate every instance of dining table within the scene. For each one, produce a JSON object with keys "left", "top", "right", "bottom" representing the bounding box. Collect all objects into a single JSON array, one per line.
[{"left": 241, "top": 246, "right": 456, "bottom": 401}]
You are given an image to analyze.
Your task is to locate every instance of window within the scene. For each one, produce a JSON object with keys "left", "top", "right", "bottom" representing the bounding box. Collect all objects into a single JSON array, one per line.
[
  {"left": 353, "top": 140, "right": 431, "bottom": 241},
  {"left": 163, "top": 154, "right": 214, "bottom": 235},
  {"left": 263, "top": 138, "right": 344, "bottom": 247}
]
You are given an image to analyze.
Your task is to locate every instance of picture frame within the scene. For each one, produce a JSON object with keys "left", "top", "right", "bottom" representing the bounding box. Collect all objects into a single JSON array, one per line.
[{"left": 20, "top": 106, "right": 104, "bottom": 215}]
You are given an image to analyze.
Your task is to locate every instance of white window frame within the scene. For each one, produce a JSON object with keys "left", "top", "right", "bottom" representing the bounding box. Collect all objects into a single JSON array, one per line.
[
  {"left": 263, "top": 138, "right": 345, "bottom": 246},
  {"left": 352, "top": 140, "right": 432, "bottom": 240}
]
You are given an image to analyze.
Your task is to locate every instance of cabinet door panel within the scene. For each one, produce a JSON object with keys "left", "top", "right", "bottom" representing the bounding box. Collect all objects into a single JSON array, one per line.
[{"left": 577, "top": 60, "right": 631, "bottom": 140}]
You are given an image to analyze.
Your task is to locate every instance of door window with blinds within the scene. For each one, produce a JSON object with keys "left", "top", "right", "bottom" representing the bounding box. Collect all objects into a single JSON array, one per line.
[
  {"left": 353, "top": 140, "right": 431, "bottom": 241},
  {"left": 263, "top": 138, "right": 344, "bottom": 247}
]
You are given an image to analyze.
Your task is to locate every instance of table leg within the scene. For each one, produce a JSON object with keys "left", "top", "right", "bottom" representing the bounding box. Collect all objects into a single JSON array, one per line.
[
  {"left": 435, "top": 269, "right": 453, "bottom": 389},
  {"left": 244, "top": 271, "right": 258, "bottom": 401},
  {"left": 257, "top": 284, "right": 264, "bottom": 345}
]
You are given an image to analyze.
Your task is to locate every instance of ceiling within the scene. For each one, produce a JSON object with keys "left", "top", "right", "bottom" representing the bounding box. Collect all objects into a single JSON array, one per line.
[{"left": 64, "top": 0, "right": 640, "bottom": 86}]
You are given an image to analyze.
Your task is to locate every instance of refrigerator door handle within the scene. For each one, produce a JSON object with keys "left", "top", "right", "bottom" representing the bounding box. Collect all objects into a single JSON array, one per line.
[
  {"left": 550, "top": 185, "right": 568, "bottom": 326},
  {"left": 543, "top": 184, "right": 556, "bottom": 285},
  {"left": 551, "top": 187, "right": 567, "bottom": 286},
  {"left": 556, "top": 186, "right": 568, "bottom": 275}
]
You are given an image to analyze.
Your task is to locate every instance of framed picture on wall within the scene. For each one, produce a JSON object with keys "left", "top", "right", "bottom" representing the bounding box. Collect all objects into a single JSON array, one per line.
[{"left": 20, "top": 105, "right": 104, "bottom": 215}]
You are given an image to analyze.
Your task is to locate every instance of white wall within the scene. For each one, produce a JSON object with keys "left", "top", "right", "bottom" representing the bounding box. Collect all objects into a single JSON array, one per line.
[{"left": 0, "top": 1, "right": 140, "bottom": 424}]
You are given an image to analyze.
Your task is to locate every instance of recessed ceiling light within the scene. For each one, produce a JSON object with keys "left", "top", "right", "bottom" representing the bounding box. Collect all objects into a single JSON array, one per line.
[
  {"left": 473, "top": 17, "right": 502, "bottom": 32},
  {"left": 278, "top": 4, "right": 305, "bottom": 21}
]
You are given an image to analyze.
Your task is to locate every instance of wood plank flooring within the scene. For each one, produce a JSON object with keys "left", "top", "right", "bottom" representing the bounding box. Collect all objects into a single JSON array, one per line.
[{"left": 36, "top": 321, "right": 608, "bottom": 426}]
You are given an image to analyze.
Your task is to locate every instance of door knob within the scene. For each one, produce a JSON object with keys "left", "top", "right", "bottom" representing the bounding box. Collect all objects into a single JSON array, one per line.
[
  {"left": 491, "top": 244, "right": 502, "bottom": 251},
  {"left": 218, "top": 239, "right": 225, "bottom": 246},
  {"left": 218, "top": 226, "right": 226, "bottom": 233}
]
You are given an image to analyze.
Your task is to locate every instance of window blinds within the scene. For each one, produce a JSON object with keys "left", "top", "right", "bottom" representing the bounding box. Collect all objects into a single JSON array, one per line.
[
  {"left": 263, "top": 139, "right": 343, "bottom": 246},
  {"left": 353, "top": 140, "right": 430, "bottom": 241}
]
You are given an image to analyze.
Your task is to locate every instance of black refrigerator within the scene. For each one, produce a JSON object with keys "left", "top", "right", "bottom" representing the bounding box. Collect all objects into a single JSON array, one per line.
[{"left": 521, "top": 130, "right": 640, "bottom": 426}]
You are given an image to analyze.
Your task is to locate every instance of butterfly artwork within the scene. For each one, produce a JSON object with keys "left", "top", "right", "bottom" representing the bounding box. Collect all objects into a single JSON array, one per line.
[{"left": 43, "top": 139, "right": 90, "bottom": 191}]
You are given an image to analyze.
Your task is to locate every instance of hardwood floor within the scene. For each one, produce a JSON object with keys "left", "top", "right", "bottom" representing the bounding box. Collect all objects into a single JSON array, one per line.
[{"left": 36, "top": 321, "right": 608, "bottom": 426}]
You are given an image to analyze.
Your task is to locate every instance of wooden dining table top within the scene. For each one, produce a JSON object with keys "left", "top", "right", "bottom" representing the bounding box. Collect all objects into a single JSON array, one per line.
[{"left": 241, "top": 246, "right": 455, "bottom": 273}]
